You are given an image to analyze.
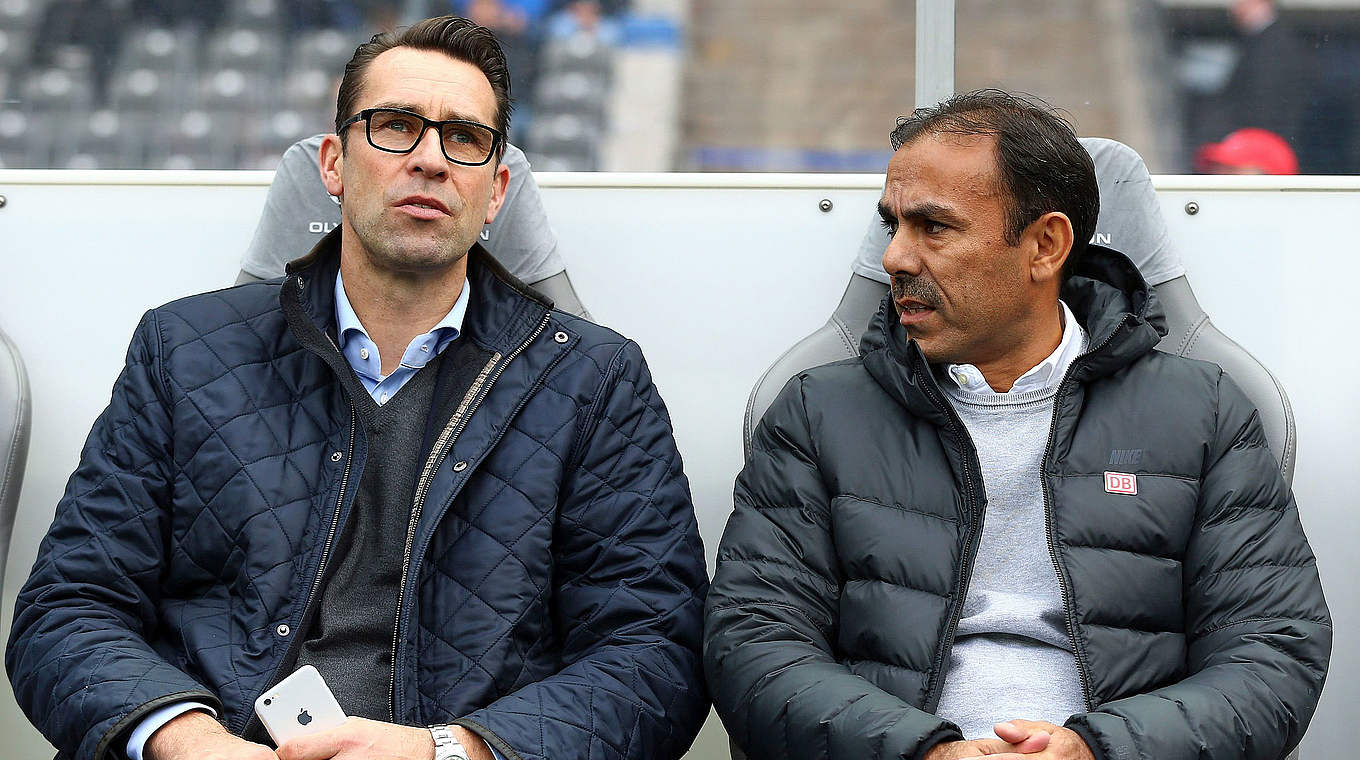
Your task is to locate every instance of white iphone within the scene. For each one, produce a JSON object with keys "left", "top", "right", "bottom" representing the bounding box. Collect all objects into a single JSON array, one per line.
[{"left": 253, "top": 665, "right": 348, "bottom": 745}]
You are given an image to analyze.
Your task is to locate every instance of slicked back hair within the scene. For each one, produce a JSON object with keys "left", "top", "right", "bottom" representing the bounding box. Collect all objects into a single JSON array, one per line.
[
  {"left": 335, "top": 15, "right": 512, "bottom": 156},
  {"left": 889, "top": 90, "right": 1099, "bottom": 272}
]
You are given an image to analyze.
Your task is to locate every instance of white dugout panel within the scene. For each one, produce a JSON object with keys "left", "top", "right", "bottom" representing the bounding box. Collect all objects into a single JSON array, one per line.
[{"left": 0, "top": 171, "right": 1356, "bottom": 758}]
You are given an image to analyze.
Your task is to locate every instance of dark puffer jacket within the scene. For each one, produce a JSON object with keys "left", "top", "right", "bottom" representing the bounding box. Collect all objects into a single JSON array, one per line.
[
  {"left": 705, "top": 247, "right": 1330, "bottom": 760},
  {"left": 7, "top": 235, "right": 709, "bottom": 760}
]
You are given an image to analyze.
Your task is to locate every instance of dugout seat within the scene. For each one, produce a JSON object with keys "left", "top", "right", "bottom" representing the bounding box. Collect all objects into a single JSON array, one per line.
[{"left": 0, "top": 325, "right": 31, "bottom": 593}]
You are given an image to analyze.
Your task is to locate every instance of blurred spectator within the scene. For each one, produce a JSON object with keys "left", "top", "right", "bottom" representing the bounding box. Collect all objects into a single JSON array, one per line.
[
  {"left": 131, "top": 0, "right": 226, "bottom": 29},
  {"left": 550, "top": 0, "right": 630, "bottom": 21},
  {"left": 545, "top": 0, "right": 625, "bottom": 44},
  {"left": 1192, "top": 0, "right": 1318, "bottom": 158},
  {"left": 30, "top": 0, "right": 126, "bottom": 103},
  {"left": 286, "top": 0, "right": 400, "bottom": 33},
  {"left": 446, "top": 0, "right": 552, "bottom": 138},
  {"left": 1296, "top": 38, "right": 1360, "bottom": 174},
  {"left": 1196, "top": 127, "right": 1299, "bottom": 175}
]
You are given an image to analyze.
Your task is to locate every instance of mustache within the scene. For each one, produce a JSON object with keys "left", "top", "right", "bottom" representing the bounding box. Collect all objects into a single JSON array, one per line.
[{"left": 890, "top": 275, "right": 942, "bottom": 308}]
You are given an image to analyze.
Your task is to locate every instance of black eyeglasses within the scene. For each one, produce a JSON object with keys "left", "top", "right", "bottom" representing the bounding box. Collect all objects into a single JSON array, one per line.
[{"left": 339, "top": 107, "right": 504, "bottom": 166}]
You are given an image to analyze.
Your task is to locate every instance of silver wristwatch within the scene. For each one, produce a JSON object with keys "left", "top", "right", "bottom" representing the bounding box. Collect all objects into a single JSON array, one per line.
[{"left": 429, "top": 724, "right": 471, "bottom": 760}]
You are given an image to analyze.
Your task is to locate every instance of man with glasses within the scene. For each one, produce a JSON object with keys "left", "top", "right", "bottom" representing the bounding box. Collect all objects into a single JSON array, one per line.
[
  {"left": 234, "top": 124, "right": 592, "bottom": 320},
  {"left": 7, "top": 16, "right": 709, "bottom": 760}
]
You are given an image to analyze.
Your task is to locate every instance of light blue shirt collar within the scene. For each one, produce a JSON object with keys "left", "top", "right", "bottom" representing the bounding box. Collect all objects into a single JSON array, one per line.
[{"left": 334, "top": 271, "right": 470, "bottom": 402}]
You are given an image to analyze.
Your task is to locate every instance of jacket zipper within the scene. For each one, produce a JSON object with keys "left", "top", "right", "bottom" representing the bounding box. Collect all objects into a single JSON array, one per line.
[
  {"left": 388, "top": 312, "right": 552, "bottom": 721},
  {"left": 1039, "top": 313, "right": 1131, "bottom": 712},
  {"left": 913, "top": 350, "right": 986, "bottom": 713}
]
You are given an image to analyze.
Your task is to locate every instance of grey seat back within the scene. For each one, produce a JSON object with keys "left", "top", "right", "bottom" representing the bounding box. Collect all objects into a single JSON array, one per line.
[
  {"left": 743, "top": 138, "right": 1296, "bottom": 487},
  {"left": 0, "top": 325, "right": 32, "bottom": 592}
]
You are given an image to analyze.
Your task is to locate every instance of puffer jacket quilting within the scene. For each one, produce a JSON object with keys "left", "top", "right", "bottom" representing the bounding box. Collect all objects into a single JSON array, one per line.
[
  {"left": 705, "top": 246, "right": 1330, "bottom": 760},
  {"left": 7, "top": 235, "right": 709, "bottom": 760}
]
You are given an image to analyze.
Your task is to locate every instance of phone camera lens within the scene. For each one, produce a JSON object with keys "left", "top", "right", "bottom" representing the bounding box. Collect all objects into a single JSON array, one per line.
[{"left": 263, "top": 698, "right": 273, "bottom": 706}]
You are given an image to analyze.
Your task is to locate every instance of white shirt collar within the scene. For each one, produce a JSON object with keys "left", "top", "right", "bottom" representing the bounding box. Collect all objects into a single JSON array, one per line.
[{"left": 943, "top": 300, "right": 1087, "bottom": 396}]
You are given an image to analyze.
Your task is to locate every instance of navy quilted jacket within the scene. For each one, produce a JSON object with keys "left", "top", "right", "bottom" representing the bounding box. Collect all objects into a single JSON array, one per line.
[
  {"left": 7, "top": 237, "right": 709, "bottom": 760},
  {"left": 706, "top": 248, "right": 1330, "bottom": 760}
]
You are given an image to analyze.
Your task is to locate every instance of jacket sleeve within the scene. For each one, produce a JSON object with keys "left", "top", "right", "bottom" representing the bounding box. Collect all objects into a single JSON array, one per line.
[
  {"left": 705, "top": 376, "right": 963, "bottom": 760},
  {"left": 5, "top": 311, "right": 221, "bottom": 760},
  {"left": 455, "top": 340, "right": 709, "bottom": 760},
  {"left": 1066, "top": 369, "right": 1332, "bottom": 760}
]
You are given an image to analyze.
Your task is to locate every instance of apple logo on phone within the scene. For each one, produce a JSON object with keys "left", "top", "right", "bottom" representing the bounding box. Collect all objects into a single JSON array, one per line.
[{"left": 297, "top": 709, "right": 313, "bottom": 726}]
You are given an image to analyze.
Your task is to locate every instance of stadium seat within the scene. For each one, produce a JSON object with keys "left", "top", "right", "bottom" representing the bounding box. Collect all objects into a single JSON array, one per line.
[
  {"left": 74, "top": 109, "right": 137, "bottom": 162},
  {"left": 226, "top": 0, "right": 281, "bottom": 32},
  {"left": 198, "top": 68, "right": 265, "bottom": 111},
  {"left": 280, "top": 67, "right": 336, "bottom": 114},
  {"left": 293, "top": 28, "right": 356, "bottom": 72},
  {"left": 0, "top": 0, "right": 42, "bottom": 32},
  {"left": 0, "top": 26, "right": 29, "bottom": 69},
  {"left": 734, "top": 141, "right": 1304, "bottom": 760},
  {"left": 20, "top": 66, "right": 93, "bottom": 113},
  {"left": 110, "top": 67, "right": 178, "bottom": 111},
  {"left": 0, "top": 109, "right": 32, "bottom": 157},
  {"left": 207, "top": 28, "right": 284, "bottom": 74},
  {"left": 157, "top": 108, "right": 237, "bottom": 168},
  {"left": 118, "top": 26, "right": 195, "bottom": 73},
  {"left": 528, "top": 112, "right": 599, "bottom": 167},
  {"left": 0, "top": 325, "right": 32, "bottom": 594},
  {"left": 241, "top": 109, "right": 316, "bottom": 166},
  {"left": 541, "top": 31, "right": 613, "bottom": 78},
  {"left": 535, "top": 70, "right": 609, "bottom": 115}
]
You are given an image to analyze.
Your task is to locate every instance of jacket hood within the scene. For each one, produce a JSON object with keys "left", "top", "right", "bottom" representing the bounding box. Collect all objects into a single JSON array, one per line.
[{"left": 860, "top": 245, "right": 1166, "bottom": 418}]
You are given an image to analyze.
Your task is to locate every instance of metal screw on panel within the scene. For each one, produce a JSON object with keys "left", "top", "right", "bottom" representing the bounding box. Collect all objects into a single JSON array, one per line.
[
  {"left": 1184, "top": 201, "right": 1200, "bottom": 216},
  {"left": 0, "top": 194, "right": 7, "bottom": 209},
  {"left": 819, "top": 199, "right": 833, "bottom": 212}
]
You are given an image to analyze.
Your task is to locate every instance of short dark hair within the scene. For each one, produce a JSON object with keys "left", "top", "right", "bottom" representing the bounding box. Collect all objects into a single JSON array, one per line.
[
  {"left": 335, "top": 16, "right": 512, "bottom": 151},
  {"left": 889, "top": 90, "right": 1099, "bottom": 270}
]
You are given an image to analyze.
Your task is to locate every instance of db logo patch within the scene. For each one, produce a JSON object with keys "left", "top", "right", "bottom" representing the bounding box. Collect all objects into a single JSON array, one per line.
[{"left": 1104, "top": 471, "right": 1138, "bottom": 495}]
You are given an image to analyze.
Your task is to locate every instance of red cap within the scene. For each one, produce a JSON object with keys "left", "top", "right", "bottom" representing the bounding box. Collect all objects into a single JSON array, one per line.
[{"left": 1196, "top": 128, "right": 1299, "bottom": 175}]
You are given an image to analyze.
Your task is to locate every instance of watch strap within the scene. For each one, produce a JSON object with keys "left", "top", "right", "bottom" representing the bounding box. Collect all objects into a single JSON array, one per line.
[{"left": 429, "top": 724, "right": 470, "bottom": 760}]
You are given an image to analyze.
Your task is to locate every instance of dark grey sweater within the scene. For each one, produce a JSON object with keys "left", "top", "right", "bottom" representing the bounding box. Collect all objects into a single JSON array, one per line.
[{"left": 289, "top": 332, "right": 491, "bottom": 724}]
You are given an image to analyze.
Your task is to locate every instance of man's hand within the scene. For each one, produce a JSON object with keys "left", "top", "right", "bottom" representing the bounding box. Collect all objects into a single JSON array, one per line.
[
  {"left": 924, "top": 730, "right": 1049, "bottom": 760},
  {"left": 954, "top": 720, "right": 1095, "bottom": 760},
  {"left": 145, "top": 709, "right": 278, "bottom": 760},
  {"left": 275, "top": 717, "right": 494, "bottom": 760}
]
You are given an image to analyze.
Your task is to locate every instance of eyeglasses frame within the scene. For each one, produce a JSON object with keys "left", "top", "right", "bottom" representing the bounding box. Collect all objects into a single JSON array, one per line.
[{"left": 338, "top": 107, "right": 506, "bottom": 167}]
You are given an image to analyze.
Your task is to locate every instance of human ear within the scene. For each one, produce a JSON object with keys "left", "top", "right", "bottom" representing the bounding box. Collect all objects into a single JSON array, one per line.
[
  {"left": 484, "top": 159, "right": 511, "bottom": 225},
  {"left": 1028, "top": 211, "right": 1074, "bottom": 285},
  {"left": 318, "top": 133, "right": 345, "bottom": 199}
]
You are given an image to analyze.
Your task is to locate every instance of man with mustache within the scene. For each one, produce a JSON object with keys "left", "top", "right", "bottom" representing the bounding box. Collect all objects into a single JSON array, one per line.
[
  {"left": 8, "top": 16, "right": 708, "bottom": 760},
  {"left": 705, "top": 90, "right": 1330, "bottom": 760}
]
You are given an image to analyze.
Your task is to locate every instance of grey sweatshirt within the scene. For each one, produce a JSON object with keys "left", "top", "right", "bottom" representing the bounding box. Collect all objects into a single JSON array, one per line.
[{"left": 934, "top": 309, "right": 1089, "bottom": 739}]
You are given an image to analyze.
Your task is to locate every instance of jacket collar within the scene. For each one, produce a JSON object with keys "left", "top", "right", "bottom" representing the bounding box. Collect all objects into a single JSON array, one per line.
[
  {"left": 280, "top": 227, "right": 555, "bottom": 361},
  {"left": 860, "top": 245, "right": 1166, "bottom": 420}
]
